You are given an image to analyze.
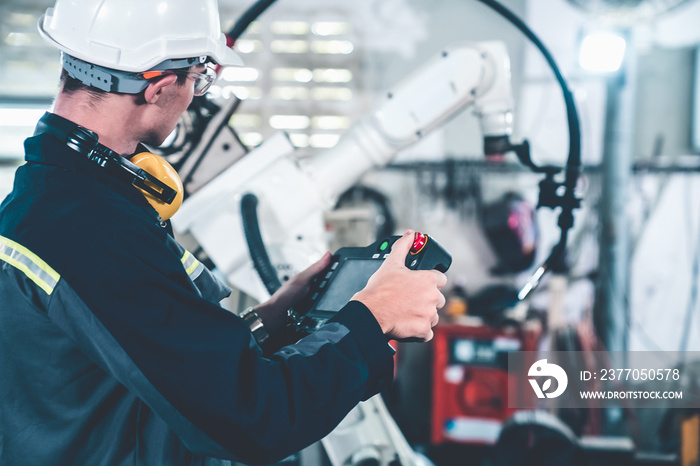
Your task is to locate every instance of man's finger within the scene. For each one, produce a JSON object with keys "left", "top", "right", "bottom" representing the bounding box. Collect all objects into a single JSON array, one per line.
[
  {"left": 432, "top": 270, "right": 448, "bottom": 289},
  {"left": 437, "top": 291, "right": 446, "bottom": 310},
  {"left": 310, "top": 251, "right": 332, "bottom": 274}
]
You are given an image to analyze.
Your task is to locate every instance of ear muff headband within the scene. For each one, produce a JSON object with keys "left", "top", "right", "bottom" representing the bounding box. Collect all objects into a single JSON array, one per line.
[{"left": 34, "top": 112, "right": 183, "bottom": 220}]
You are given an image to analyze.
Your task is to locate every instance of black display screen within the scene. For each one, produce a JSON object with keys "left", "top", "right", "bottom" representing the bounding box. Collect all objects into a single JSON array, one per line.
[{"left": 314, "top": 259, "right": 383, "bottom": 312}]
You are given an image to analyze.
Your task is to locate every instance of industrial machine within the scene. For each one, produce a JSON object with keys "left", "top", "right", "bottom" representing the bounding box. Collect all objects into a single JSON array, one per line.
[
  {"left": 430, "top": 321, "right": 540, "bottom": 446},
  {"left": 164, "top": 0, "right": 585, "bottom": 463}
]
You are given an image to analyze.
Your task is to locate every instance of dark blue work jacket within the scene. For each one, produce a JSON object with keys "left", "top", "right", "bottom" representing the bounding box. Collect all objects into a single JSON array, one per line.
[{"left": 0, "top": 114, "right": 394, "bottom": 465}]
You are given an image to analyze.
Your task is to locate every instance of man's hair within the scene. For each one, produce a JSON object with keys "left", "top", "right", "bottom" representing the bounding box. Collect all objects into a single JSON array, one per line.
[{"left": 60, "top": 68, "right": 108, "bottom": 101}]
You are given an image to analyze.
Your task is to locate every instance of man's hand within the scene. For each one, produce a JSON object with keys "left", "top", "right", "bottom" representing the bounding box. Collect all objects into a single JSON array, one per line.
[
  {"left": 351, "top": 230, "right": 447, "bottom": 342},
  {"left": 254, "top": 252, "right": 332, "bottom": 336}
]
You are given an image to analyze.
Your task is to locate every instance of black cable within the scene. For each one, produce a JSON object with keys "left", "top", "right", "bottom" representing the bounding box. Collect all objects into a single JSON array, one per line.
[
  {"left": 241, "top": 193, "right": 283, "bottom": 295},
  {"left": 228, "top": 0, "right": 278, "bottom": 41},
  {"left": 477, "top": 0, "right": 581, "bottom": 174},
  {"left": 477, "top": 0, "right": 582, "bottom": 286}
]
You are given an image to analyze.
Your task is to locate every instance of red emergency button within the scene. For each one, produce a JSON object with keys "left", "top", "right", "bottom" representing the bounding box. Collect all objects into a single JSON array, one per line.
[{"left": 410, "top": 232, "right": 428, "bottom": 255}]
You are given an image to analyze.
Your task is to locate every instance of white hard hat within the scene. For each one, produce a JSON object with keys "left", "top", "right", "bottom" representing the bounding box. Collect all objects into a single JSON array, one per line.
[{"left": 38, "top": 0, "right": 243, "bottom": 73}]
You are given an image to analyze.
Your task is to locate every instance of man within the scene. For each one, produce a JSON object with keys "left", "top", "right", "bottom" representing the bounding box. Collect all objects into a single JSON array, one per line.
[{"left": 0, "top": 1, "right": 446, "bottom": 465}]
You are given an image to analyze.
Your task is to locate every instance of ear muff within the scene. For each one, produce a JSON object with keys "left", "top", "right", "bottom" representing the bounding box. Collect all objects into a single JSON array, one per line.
[{"left": 131, "top": 152, "right": 183, "bottom": 221}]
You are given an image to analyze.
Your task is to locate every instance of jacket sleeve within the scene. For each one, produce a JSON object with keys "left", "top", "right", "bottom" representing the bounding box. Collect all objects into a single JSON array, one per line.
[{"left": 42, "top": 203, "right": 395, "bottom": 464}]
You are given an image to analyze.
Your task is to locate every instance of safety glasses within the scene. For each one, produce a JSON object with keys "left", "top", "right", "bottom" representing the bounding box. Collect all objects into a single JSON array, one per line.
[{"left": 140, "top": 66, "right": 216, "bottom": 96}]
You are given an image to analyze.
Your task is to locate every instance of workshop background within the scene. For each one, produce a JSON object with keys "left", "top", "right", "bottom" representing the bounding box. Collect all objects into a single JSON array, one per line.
[{"left": 1, "top": 0, "right": 700, "bottom": 465}]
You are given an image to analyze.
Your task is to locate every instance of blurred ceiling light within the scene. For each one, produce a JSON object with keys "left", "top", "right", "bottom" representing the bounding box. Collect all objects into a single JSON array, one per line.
[
  {"left": 313, "top": 68, "right": 353, "bottom": 83},
  {"left": 271, "top": 68, "right": 312, "bottom": 82},
  {"left": 7, "top": 13, "right": 35, "bottom": 27},
  {"left": 578, "top": 31, "right": 627, "bottom": 72},
  {"left": 311, "top": 40, "right": 354, "bottom": 55},
  {"left": 229, "top": 114, "right": 261, "bottom": 128},
  {"left": 222, "top": 86, "right": 262, "bottom": 100},
  {"left": 271, "top": 21, "right": 309, "bottom": 35},
  {"left": 311, "top": 87, "right": 353, "bottom": 101},
  {"left": 271, "top": 86, "right": 309, "bottom": 100},
  {"left": 5, "top": 32, "right": 32, "bottom": 47},
  {"left": 235, "top": 39, "right": 262, "bottom": 54},
  {"left": 221, "top": 67, "right": 260, "bottom": 82},
  {"left": 269, "top": 115, "right": 310, "bottom": 130},
  {"left": 270, "top": 40, "right": 309, "bottom": 54},
  {"left": 311, "top": 22, "right": 350, "bottom": 36},
  {"left": 294, "top": 69, "right": 313, "bottom": 82},
  {"left": 312, "top": 116, "right": 350, "bottom": 130}
]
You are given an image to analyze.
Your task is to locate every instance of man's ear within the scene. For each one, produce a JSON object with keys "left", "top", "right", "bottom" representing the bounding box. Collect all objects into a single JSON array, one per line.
[{"left": 143, "top": 74, "right": 179, "bottom": 104}]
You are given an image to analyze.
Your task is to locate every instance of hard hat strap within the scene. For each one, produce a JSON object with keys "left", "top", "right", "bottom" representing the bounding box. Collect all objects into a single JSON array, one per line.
[{"left": 62, "top": 53, "right": 208, "bottom": 94}]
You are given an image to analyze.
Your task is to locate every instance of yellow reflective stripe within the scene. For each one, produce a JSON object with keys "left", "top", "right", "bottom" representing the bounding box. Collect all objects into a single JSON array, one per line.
[
  {"left": 185, "top": 260, "right": 200, "bottom": 276},
  {"left": 180, "top": 250, "right": 191, "bottom": 265},
  {"left": 180, "top": 250, "right": 201, "bottom": 277},
  {"left": 0, "top": 235, "right": 60, "bottom": 295}
]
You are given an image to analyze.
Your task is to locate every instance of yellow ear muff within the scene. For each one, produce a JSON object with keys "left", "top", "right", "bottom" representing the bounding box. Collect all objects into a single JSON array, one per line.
[{"left": 130, "top": 152, "right": 184, "bottom": 221}]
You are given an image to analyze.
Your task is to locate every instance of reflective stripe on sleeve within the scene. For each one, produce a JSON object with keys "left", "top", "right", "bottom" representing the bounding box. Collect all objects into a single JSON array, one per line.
[
  {"left": 0, "top": 235, "right": 61, "bottom": 295},
  {"left": 274, "top": 323, "right": 350, "bottom": 359},
  {"left": 180, "top": 250, "right": 204, "bottom": 281}
]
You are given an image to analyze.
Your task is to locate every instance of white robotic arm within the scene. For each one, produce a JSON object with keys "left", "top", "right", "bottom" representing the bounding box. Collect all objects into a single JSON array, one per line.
[
  {"left": 305, "top": 41, "right": 513, "bottom": 206},
  {"left": 172, "top": 41, "right": 514, "bottom": 302}
]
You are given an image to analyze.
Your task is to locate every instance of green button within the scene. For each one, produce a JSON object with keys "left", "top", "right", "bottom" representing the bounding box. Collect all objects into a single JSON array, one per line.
[{"left": 379, "top": 240, "right": 389, "bottom": 251}]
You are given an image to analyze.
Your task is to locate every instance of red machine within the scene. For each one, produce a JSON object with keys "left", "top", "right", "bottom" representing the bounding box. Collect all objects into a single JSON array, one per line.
[{"left": 430, "top": 321, "right": 540, "bottom": 445}]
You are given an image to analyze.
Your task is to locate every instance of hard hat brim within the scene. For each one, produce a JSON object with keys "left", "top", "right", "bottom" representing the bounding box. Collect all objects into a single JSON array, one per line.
[{"left": 212, "top": 44, "right": 245, "bottom": 68}]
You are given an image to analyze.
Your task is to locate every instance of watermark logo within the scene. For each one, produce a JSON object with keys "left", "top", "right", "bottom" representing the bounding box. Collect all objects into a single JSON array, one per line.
[
  {"left": 509, "top": 352, "right": 693, "bottom": 409},
  {"left": 528, "top": 359, "right": 568, "bottom": 398}
]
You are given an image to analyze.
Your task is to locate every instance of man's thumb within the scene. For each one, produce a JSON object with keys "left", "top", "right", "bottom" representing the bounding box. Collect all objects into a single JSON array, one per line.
[{"left": 385, "top": 230, "right": 415, "bottom": 266}]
